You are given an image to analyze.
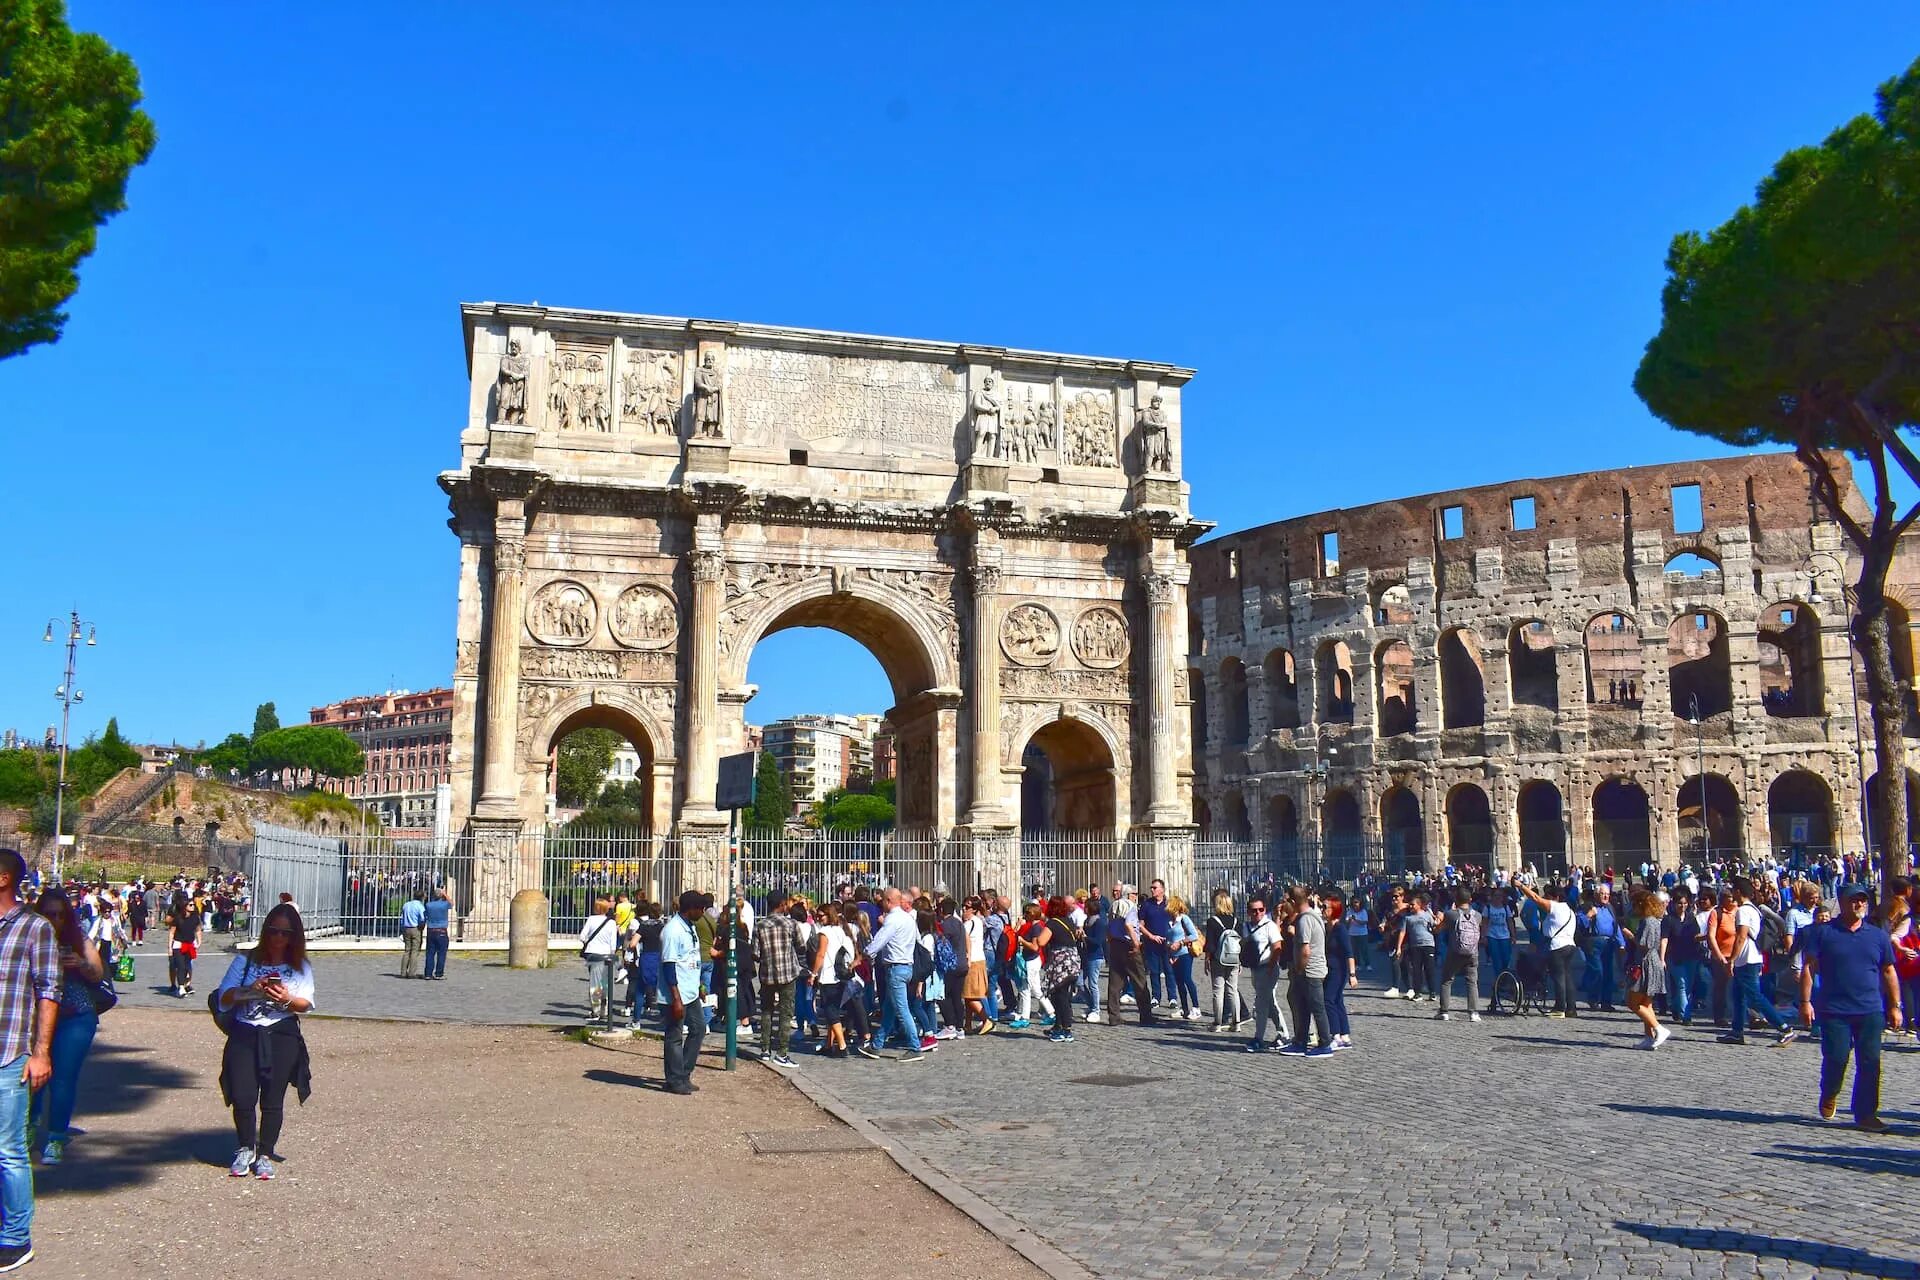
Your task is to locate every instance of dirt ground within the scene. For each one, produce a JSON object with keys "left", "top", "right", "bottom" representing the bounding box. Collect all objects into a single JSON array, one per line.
[{"left": 31, "top": 1008, "right": 1041, "bottom": 1279}]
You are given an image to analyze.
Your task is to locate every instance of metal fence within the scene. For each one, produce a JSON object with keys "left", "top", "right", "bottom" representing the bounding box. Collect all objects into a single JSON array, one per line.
[{"left": 249, "top": 823, "right": 350, "bottom": 936}]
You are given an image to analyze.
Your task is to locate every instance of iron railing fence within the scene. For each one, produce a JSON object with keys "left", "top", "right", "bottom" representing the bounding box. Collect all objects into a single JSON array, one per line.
[{"left": 1017, "top": 830, "right": 1156, "bottom": 903}]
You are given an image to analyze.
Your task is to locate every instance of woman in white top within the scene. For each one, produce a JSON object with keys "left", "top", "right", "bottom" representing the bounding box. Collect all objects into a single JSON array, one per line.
[
  {"left": 810, "top": 903, "right": 856, "bottom": 1056},
  {"left": 579, "top": 898, "right": 620, "bottom": 1023},
  {"left": 214, "top": 903, "right": 316, "bottom": 1181}
]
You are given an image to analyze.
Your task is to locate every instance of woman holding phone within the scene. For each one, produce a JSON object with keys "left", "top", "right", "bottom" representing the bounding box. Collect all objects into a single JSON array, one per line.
[{"left": 214, "top": 903, "right": 315, "bottom": 1180}]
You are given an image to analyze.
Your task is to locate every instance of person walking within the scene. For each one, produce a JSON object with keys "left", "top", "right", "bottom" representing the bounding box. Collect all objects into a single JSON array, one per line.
[
  {"left": 809, "top": 903, "right": 854, "bottom": 1056},
  {"left": 398, "top": 889, "right": 426, "bottom": 979},
  {"left": 165, "top": 890, "right": 203, "bottom": 999},
  {"left": 422, "top": 887, "right": 453, "bottom": 981},
  {"left": 1625, "top": 889, "right": 1670, "bottom": 1049},
  {"left": 27, "top": 889, "right": 105, "bottom": 1167},
  {"left": 1434, "top": 888, "right": 1482, "bottom": 1023},
  {"left": 1719, "top": 878, "right": 1798, "bottom": 1047},
  {"left": 1396, "top": 891, "right": 1438, "bottom": 1002},
  {"left": 1166, "top": 895, "right": 1203, "bottom": 1020},
  {"left": 1280, "top": 888, "right": 1334, "bottom": 1056},
  {"left": 1800, "top": 884, "right": 1902, "bottom": 1132},
  {"left": 864, "top": 888, "right": 924, "bottom": 1060},
  {"left": 126, "top": 883, "right": 148, "bottom": 947},
  {"left": 960, "top": 896, "right": 992, "bottom": 1035},
  {"left": 1483, "top": 888, "right": 1515, "bottom": 992},
  {"left": 214, "top": 903, "right": 315, "bottom": 1181},
  {"left": 1517, "top": 879, "right": 1581, "bottom": 1018},
  {"left": 1038, "top": 897, "right": 1082, "bottom": 1043},
  {"left": 752, "top": 893, "right": 801, "bottom": 1067},
  {"left": 1079, "top": 884, "right": 1106, "bottom": 1024},
  {"left": 1138, "top": 879, "right": 1174, "bottom": 1012},
  {"left": 579, "top": 898, "right": 620, "bottom": 1024},
  {"left": 1102, "top": 888, "right": 1157, "bottom": 1027},
  {"left": 1244, "top": 893, "right": 1287, "bottom": 1052},
  {"left": 0, "top": 851, "right": 59, "bottom": 1272},
  {"left": 660, "top": 890, "right": 707, "bottom": 1093},
  {"left": 1324, "top": 888, "right": 1356, "bottom": 1050},
  {"left": 1204, "top": 890, "right": 1243, "bottom": 1032},
  {"left": 1663, "top": 886, "right": 1708, "bottom": 1026}
]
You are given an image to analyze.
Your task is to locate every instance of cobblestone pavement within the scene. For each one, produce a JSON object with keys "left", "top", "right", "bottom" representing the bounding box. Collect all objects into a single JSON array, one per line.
[
  {"left": 114, "top": 933, "right": 601, "bottom": 1024},
  {"left": 786, "top": 983, "right": 1920, "bottom": 1280}
]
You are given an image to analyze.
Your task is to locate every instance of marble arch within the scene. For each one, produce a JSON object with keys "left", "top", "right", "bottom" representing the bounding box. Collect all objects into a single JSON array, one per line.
[{"left": 443, "top": 303, "right": 1207, "bottom": 931}]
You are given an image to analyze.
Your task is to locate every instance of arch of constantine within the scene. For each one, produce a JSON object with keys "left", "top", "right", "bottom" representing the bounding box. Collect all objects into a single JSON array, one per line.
[{"left": 442, "top": 303, "right": 1208, "bottom": 923}]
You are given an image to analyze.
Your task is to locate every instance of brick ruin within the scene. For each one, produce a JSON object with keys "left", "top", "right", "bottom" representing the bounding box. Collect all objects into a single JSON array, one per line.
[{"left": 1186, "top": 451, "right": 1920, "bottom": 871}]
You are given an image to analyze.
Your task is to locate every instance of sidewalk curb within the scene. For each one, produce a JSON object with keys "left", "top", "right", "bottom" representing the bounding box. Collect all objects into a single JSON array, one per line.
[{"left": 778, "top": 1065, "right": 1095, "bottom": 1280}]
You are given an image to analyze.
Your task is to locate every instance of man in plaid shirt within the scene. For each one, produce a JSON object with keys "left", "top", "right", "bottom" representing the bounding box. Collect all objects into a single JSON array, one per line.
[
  {"left": 752, "top": 894, "right": 803, "bottom": 1069},
  {"left": 0, "top": 849, "right": 60, "bottom": 1273}
]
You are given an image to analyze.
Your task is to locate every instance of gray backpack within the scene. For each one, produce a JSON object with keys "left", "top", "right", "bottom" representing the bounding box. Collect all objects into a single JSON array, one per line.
[
  {"left": 1216, "top": 917, "right": 1243, "bottom": 967},
  {"left": 1452, "top": 908, "right": 1481, "bottom": 953}
]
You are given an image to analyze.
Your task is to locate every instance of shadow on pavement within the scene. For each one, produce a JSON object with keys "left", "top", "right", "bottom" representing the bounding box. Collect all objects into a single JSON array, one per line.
[
  {"left": 72, "top": 1042, "right": 198, "bottom": 1119},
  {"left": 1601, "top": 1101, "right": 1825, "bottom": 1129},
  {"left": 584, "top": 1067, "right": 667, "bottom": 1092},
  {"left": 1615, "top": 1221, "right": 1920, "bottom": 1279},
  {"left": 1754, "top": 1141, "right": 1920, "bottom": 1177},
  {"left": 40, "top": 1127, "right": 237, "bottom": 1195}
]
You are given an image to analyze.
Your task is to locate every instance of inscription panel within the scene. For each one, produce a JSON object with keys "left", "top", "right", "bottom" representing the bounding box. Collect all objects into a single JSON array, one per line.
[{"left": 726, "top": 345, "right": 965, "bottom": 460}]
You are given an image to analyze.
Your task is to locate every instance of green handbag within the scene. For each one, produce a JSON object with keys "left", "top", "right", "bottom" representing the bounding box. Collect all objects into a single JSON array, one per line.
[{"left": 114, "top": 953, "right": 135, "bottom": 983}]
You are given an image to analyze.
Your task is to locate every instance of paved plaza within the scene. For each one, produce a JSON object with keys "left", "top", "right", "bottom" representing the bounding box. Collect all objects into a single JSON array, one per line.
[{"left": 100, "top": 935, "right": 1920, "bottom": 1279}]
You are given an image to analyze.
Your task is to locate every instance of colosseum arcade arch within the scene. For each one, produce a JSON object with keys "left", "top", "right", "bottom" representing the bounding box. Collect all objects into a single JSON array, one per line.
[
  {"left": 1669, "top": 609, "right": 1733, "bottom": 719},
  {"left": 1516, "top": 780, "right": 1567, "bottom": 875},
  {"left": 1592, "top": 779, "right": 1652, "bottom": 872},
  {"left": 1380, "top": 784, "right": 1423, "bottom": 872},
  {"left": 446, "top": 305, "right": 1204, "bottom": 934},
  {"left": 1767, "top": 769, "right": 1834, "bottom": 854},
  {"left": 1439, "top": 628, "right": 1486, "bottom": 728}
]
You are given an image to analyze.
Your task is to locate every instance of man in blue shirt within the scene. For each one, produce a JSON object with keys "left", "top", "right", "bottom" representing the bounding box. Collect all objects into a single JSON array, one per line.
[
  {"left": 1138, "top": 879, "right": 1174, "bottom": 1010},
  {"left": 1799, "top": 885, "right": 1902, "bottom": 1133},
  {"left": 660, "top": 890, "right": 707, "bottom": 1095},
  {"left": 398, "top": 890, "right": 426, "bottom": 979}
]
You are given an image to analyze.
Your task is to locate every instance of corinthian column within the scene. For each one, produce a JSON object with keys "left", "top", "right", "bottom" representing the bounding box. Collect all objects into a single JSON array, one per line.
[
  {"left": 1146, "top": 570, "right": 1184, "bottom": 824},
  {"left": 681, "top": 545, "right": 726, "bottom": 827},
  {"left": 476, "top": 503, "right": 527, "bottom": 817},
  {"left": 966, "top": 561, "right": 1009, "bottom": 827}
]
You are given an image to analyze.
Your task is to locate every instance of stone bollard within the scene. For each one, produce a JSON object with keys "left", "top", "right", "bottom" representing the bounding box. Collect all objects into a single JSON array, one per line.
[{"left": 508, "top": 889, "right": 550, "bottom": 969}]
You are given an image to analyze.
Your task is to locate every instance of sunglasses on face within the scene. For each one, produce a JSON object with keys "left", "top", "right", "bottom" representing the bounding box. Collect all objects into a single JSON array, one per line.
[{"left": 262, "top": 927, "right": 294, "bottom": 937}]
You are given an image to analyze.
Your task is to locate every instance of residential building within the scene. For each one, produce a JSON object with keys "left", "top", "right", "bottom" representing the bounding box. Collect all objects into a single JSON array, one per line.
[
  {"left": 762, "top": 714, "right": 882, "bottom": 815},
  {"left": 311, "top": 688, "right": 455, "bottom": 832}
]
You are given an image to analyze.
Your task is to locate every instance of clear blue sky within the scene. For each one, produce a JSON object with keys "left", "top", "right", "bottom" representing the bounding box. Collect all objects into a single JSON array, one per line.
[{"left": 4, "top": 4, "right": 1916, "bottom": 747}]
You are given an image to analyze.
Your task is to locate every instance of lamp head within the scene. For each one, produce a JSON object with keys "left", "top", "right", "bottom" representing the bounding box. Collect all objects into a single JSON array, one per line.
[
  {"left": 86, "top": 627, "right": 96, "bottom": 646},
  {"left": 42, "top": 624, "right": 51, "bottom": 643}
]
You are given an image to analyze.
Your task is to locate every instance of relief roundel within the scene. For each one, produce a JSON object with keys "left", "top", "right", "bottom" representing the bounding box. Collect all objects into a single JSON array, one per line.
[
  {"left": 1071, "top": 606, "right": 1129, "bottom": 669},
  {"left": 1000, "top": 602, "right": 1062, "bottom": 667},
  {"left": 609, "top": 584, "right": 678, "bottom": 650},
  {"left": 526, "top": 579, "right": 597, "bottom": 647}
]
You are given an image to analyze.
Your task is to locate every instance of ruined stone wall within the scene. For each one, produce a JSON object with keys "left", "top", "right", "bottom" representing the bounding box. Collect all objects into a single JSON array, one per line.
[{"left": 1188, "top": 451, "right": 1909, "bottom": 871}]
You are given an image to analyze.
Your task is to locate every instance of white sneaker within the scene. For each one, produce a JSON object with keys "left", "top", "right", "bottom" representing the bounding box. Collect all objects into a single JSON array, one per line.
[
  {"left": 1120, "top": 994, "right": 1136, "bottom": 1006},
  {"left": 933, "top": 1027, "right": 958, "bottom": 1040},
  {"left": 1383, "top": 987, "right": 1401, "bottom": 999},
  {"left": 1652, "top": 1026, "right": 1672, "bottom": 1049},
  {"left": 1085, "top": 1011, "right": 1101, "bottom": 1024},
  {"left": 1434, "top": 1012, "right": 1450, "bottom": 1021},
  {"left": 1469, "top": 1013, "right": 1483, "bottom": 1023},
  {"left": 1186, "top": 1008, "right": 1204, "bottom": 1021}
]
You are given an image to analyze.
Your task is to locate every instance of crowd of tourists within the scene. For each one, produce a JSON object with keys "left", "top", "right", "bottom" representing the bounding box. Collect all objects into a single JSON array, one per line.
[{"left": 573, "top": 857, "right": 1913, "bottom": 1125}]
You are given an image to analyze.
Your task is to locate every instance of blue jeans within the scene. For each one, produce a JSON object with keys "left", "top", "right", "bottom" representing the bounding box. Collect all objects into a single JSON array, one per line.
[
  {"left": 1583, "top": 939, "right": 1618, "bottom": 1006},
  {"left": 699, "top": 961, "right": 716, "bottom": 1028},
  {"left": 0, "top": 1055, "right": 31, "bottom": 1248},
  {"left": 983, "top": 957, "right": 1001, "bottom": 1021},
  {"left": 1350, "top": 935, "right": 1373, "bottom": 973},
  {"left": 878, "top": 961, "right": 917, "bottom": 1051},
  {"left": 1729, "top": 962, "right": 1788, "bottom": 1033},
  {"left": 1081, "top": 953, "right": 1104, "bottom": 1014},
  {"left": 424, "top": 929, "right": 449, "bottom": 978},
  {"left": 1818, "top": 1012, "right": 1884, "bottom": 1120},
  {"left": 1670, "top": 960, "right": 1708, "bottom": 1022},
  {"left": 1171, "top": 952, "right": 1200, "bottom": 1012},
  {"left": 30, "top": 1011, "right": 96, "bottom": 1139},
  {"left": 635, "top": 953, "right": 662, "bottom": 1021},
  {"left": 1145, "top": 945, "right": 1174, "bottom": 1003}
]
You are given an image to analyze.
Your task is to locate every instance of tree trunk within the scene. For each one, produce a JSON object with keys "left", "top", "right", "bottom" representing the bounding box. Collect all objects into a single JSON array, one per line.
[{"left": 1853, "top": 554, "right": 1913, "bottom": 891}]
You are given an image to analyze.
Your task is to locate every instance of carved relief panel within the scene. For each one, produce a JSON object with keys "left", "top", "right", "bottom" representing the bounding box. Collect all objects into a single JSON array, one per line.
[
  {"left": 609, "top": 584, "right": 677, "bottom": 650},
  {"left": 547, "top": 336, "right": 614, "bottom": 432},
  {"left": 1071, "top": 606, "right": 1129, "bottom": 669},
  {"left": 618, "top": 346, "right": 683, "bottom": 434},
  {"left": 1001, "top": 603, "right": 1062, "bottom": 667},
  {"left": 526, "top": 580, "right": 597, "bottom": 646},
  {"left": 1062, "top": 386, "right": 1119, "bottom": 468},
  {"left": 1001, "top": 379, "right": 1058, "bottom": 466}
]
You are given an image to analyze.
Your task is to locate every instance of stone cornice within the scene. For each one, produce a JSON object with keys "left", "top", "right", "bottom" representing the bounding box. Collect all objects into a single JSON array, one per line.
[{"left": 462, "top": 301, "right": 1194, "bottom": 385}]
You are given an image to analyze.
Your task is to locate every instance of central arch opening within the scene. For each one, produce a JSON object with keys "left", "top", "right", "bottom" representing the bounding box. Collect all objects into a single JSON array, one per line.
[{"left": 740, "top": 591, "right": 947, "bottom": 832}]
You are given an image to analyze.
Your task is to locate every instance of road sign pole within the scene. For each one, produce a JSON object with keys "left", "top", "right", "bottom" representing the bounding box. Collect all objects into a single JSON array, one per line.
[{"left": 724, "top": 805, "right": 739, "bottom": 1070}]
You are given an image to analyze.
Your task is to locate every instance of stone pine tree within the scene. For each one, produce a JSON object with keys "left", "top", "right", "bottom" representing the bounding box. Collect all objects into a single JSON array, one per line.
[
  {"left": 1635, "top": 56, "right": 1920, "bottom": 887},
  {"left": 747, "top": 750, "right": 791, "bottom": 829},
  {"left": 0, "top": 0, "right": 156, "bottom": 359}
]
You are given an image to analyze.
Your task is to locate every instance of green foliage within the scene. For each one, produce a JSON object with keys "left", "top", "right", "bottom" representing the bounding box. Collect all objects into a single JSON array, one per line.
[
  {"left": 747, "top": 750, "right": 792, "bottom": 828},
  {"left": 819, "top": 790, "right": 895, "bottom": 832},
  {"left": 1635, "top": 55, "right": 1920, "bottom": 885},
  {"left": 874, "top": 777, "right": 897, "bottom": 806},
  {"left": 198, "top": 732, "right": 252, "bottom": 776},
  {"left": 59, "top": 718, "right": 142, "bottom": 797},
  {"left": 250, "top": 725, "right": 365, "bottom": 781},
  {"left": 0, "top": 0, "right": 157, "bottom": 360},
  {"left": 569, "top": 778, "right": 651, "bottom": 829},
  {"left": 252, "top": 702, "right": 279, "bottom": 739},
  {"left": 287, "top": 789, "right": 379, "bottom": 831},
  {"left": 29, "top": 793, "right": 72, "bottom": 836},
  {"left": 0, "top": 750, "right": 50, "bottom": 807},
  {"left": 554, "top": 727, "right": 620, "bottom": 808}
]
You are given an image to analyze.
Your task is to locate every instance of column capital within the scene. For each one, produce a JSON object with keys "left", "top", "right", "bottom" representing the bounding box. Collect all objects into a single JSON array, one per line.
[
  {"left": 689, "top": 549, "right": 726, "bottom": 583},
  {"left": 970, "top": 564, "right": 1004, "bottom": 597},
  {"left": 1145, "top": 572, "right": 1178, "bottom": 606}
]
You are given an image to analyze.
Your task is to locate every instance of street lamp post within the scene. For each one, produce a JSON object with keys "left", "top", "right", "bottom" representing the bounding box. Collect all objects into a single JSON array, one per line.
[
  {"left": 1304, "top": 725, "right": 1339, "bottom": 881},
  {"left": 43, "top": 611, "right": 97, "bottom": 884},
  {"left": 1805, "top": 552, "right": 1872, "bottom": 858}
]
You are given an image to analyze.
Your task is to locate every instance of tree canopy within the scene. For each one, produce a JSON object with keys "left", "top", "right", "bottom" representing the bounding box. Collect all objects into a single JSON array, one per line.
[
  {"left": 746, "top": 750, "right": 792, "bottom": 828},
  {"left": 0, "top": 0, "right": 157, "bottom": 359},
  {"left": 198, "top": 732, "right": 253, "bottom": 777},
  {"left": 814, "top": 789, "right": 896, "bottom": 832},
  {"left": 554, "top": 727, "right": 620, "bottom": 809},
  {"left": 252, "top": 702, "right": 280, "bottom": 739},
  {"left": 250, "top": 725, "right": 365, "bottom": 781},
  {"left": 1636, "top": 55, "right": 1920, "bottom": 884}
]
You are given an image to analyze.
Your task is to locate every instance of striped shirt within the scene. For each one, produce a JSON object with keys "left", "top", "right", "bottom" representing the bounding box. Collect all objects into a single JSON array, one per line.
[{"left": 0, "top": 906, "right": 59, "bottom": 1063}]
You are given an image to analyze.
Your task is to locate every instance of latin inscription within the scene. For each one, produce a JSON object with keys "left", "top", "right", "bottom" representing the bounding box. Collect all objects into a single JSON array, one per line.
[{"left": 727, "top": 345, "right": 964, "bottom": 458}]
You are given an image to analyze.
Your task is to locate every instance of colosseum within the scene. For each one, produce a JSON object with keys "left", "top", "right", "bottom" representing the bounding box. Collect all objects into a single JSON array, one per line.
[{"left": 1187, "top": 451, "right": 1920, "bottom": 875}]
